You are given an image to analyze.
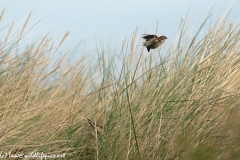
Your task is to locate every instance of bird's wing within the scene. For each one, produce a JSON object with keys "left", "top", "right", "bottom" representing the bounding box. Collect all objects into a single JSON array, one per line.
[
  {"left": 142, "top": 34, "right": 158, "bottom": 41},
  {"left": 142, "top": 37, "right": 158, "bottom": 46},
  {"left": 153, "top": 38, "right": 161, "bottom": 42}
]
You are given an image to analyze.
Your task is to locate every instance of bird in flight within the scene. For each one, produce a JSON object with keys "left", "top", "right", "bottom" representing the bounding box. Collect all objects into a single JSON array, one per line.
[{"left": 142, "top": 34, "right": 167, "bottom": 52}]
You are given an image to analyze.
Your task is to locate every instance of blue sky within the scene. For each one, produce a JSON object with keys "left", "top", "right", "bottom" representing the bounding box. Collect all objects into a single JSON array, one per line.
[{"left": 1, "top": 0, "right": 240, "bottom": 58}]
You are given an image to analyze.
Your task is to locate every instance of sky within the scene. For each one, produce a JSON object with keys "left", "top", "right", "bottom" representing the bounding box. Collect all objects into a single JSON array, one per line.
[{"left": 1, "top": 0, "right": 240, "bottom": 59}]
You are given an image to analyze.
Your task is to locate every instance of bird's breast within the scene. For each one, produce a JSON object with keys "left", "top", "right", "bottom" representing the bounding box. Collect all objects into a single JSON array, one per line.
[{"left": 149, "top": 41, "right": 164, "bottom": 49}]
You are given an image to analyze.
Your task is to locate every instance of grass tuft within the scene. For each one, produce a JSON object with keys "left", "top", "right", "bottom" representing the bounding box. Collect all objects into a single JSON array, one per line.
[{"left": 0, "top": 9, "right": 240, "bottom": 160}]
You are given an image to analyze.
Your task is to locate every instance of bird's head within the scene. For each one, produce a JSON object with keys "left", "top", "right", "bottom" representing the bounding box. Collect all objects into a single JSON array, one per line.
[{"left": 160, "top": 35, "right": 168, "bottom": 40}]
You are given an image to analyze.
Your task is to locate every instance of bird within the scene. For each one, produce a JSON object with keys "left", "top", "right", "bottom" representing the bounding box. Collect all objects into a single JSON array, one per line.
[
  {"left": 142, "top": 34, "right": 167, "bottom": 52},
  {"left": 87, "top": 118, "right": 104, "bottom": 135}
]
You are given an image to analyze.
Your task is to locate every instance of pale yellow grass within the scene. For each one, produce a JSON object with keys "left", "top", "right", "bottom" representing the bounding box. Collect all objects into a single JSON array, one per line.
[{"left": 0, "top": 9, "right": 240, "bottom": 160}]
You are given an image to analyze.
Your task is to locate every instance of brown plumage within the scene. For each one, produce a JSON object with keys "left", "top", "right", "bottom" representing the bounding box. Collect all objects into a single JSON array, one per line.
[
  {"left": 142, "top": 34, "right": 167, "bottom": 52},
  {"left": 87, "top": 118, "right": 104, "bottom": 135}
]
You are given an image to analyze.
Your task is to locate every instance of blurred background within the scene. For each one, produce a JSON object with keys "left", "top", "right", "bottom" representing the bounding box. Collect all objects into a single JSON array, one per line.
[{"left": 1, "top": 0, "right": 240, "bottom": 58}]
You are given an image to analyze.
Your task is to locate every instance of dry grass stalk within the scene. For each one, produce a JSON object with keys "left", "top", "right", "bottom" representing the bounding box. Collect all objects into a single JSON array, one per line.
[
  {"left": 0, "top": 7, "right": 5, "bottom": 21},
  {"left": 19, "top": 11, "right": 32, "bottom": 40},
  {"left": 55, "top": 31, "right": 70, "bottom": 53},
  {"left": 2, "top": 22, "right": 14, "bottom": 52}
]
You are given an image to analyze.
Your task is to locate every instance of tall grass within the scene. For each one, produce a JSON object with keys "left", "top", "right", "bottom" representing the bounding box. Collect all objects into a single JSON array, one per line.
[{"left": 0, "top": 9, "right": 240, "bottom": 160}]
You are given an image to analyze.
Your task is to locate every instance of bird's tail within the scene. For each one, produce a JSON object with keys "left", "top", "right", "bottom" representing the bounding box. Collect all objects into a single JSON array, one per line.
[{"left": 147, "top": 47, "right": 150, "bottom": 52}]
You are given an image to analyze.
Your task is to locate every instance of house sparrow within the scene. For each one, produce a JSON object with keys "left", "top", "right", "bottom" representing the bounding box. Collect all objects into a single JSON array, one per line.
[{"left": 142, "top": 34, "right": 167, "bottom": 52}]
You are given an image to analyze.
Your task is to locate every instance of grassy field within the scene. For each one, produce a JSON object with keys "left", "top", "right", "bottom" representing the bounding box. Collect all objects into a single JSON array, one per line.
[{"left": 0, "top": 8, "right": 240, "bottom": 160}]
